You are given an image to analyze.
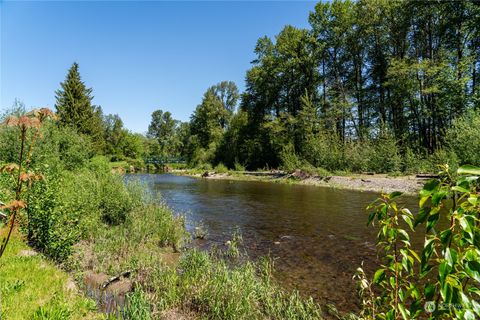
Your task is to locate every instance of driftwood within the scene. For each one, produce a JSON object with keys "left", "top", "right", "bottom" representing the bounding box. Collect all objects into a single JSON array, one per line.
[
  {"left": 416, "top": 174, "right": 440, "bottom": 179},
  {"left": 102, "top": 270, "right": 132, "bottom": 289}
]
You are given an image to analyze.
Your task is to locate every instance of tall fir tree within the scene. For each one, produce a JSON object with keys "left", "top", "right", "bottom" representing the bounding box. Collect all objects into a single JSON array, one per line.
[{"left": 55, "top": 62, "right": 105, "bottom": 153}]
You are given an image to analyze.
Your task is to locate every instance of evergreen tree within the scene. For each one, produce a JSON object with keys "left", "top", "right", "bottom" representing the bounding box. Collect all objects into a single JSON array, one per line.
[{"left": 55, "top": 62, "right": 105, "bottom": 152}]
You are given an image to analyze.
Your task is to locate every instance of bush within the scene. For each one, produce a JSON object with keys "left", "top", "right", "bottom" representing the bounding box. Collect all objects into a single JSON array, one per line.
[
  {"left": 446, "top": 110, "right": 480, "bottom": 166},
  {"left": 98, "top": 173, "right": 135, "bottom": 225},
  {"left": 234, "top": 162, "right": 246, "bottom": 172},
  {"left": 25, "top": 168, "right": 140, "bottom": 261},
  {"left": 214, "top": 162, "right": 228, "bottom": 174},
  {"left": 368, "top": 133, "right": 402, "bottom": 173},
  {"left": 280, "top": 144, "right": 302, "bottom": 172}
]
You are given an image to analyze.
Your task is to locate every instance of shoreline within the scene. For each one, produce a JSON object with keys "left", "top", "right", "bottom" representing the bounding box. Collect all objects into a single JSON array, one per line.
[{"left": 172, "top": 169, "right": 426, "bottom": 195}]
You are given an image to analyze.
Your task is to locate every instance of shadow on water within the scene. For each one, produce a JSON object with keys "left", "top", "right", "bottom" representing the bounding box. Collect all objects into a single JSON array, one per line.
[{"left": 127, "top": 173, "right": 420, "bottom": 313}]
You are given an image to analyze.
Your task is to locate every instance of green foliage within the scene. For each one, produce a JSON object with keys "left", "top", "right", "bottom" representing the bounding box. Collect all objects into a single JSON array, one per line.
[
  {"left": 214, "top": 162, "right": 228, "bottom": 174},
  {"left": 358, "top": 165, "right": 480, "bottom": 319},
  {"left": 369, "top": 132, "right": 402, "bottom": 173},
  {"left": 0, "top": 235, "right": 98, "bottom": 319},
  {"left": 55, "top": 62, "right": 105, "bottom": 153},
  {"left": 446, "top": 110, "right": 480, "bottom": 166},
  {"left": 176, "top": 0, "right": 479, "bottom": 173},
  {"left": 280, "top": 144, "right": 302, "bottom": 172},
  {"left": 24, "top": 168, "right": 140, "bottom": 261},
  {"left": 234, "top": 162, "right": 246, "bottom": 172},
  {"left": 147, "top": 109, "right": 179, "bottom": 158},
  {"left": 123, "top": 287, "right": 152, "bottom": 320},
  {"left": 152, "top": 249, "right": 324, "bottom": 320}
]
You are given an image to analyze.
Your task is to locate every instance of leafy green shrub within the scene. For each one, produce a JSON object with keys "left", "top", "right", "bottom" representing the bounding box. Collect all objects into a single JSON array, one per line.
[
  {"left": 369, "top": 133, "right": 402, "bottom": 173},
  {"left": 280, "top": 144, "right": 302, "bottom": 172},
  {"left": 344, "top": 141, "right": 372, "bottom": 173},
  {"left": 234, "top": 162, "right": 245, "bottom": 172},
  {"left": 98, "top": 173, "right": 135, "bottom": 225},
  {"left": 214, "top": 162, "right": 228, "bottom": 174},
  {"left": 446, "top": 110, "right": 480, "bottom": 166},
  {"left": 25, "top": 167, "right": 141, "bottom": 261},
  {"left": 87, "top": 155, "right": 111, "bottom": 173},
  {"left": 357, "top": 165, "right": 480, "bottom": 319}
]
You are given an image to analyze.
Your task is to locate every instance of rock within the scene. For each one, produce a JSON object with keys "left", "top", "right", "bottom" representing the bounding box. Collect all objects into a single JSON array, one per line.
[
  {"left": 202, "top": 171, "right": 210, "bottom": 178},
  {"left": 274, "top": 241, "right": 281, "bottom": 245}
]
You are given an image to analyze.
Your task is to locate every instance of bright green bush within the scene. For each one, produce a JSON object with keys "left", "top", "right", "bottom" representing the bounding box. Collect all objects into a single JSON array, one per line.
[
  {"left": 369, "top": 133, "right": 402, "bottom": 173},
  {"left": 214, "top": 162, "right": 229, "bottom": 174},
  {"left": 446, "top": 110, "right": 480, "bottom": 166},
  {"left": 234, "top": 162, "right": 246, "bottom": 172},
  {"left": 280, "top": 144, "right": 302, "bottom": 172},
  {"left": 24, "top": 167, "right": 140, "bottom": 261},
  {"left": 358, "top": 165, "right": 480, "bottom": 319}
]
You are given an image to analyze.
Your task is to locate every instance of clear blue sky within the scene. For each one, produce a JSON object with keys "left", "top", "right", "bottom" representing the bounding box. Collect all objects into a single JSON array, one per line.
[{"left": 1, "top": 1, "right": 316, "bottom": 133}]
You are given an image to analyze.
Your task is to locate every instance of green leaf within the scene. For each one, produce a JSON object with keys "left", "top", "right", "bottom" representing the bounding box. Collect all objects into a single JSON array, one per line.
[
  {"left": 398, "top": 302, "right": 409, "bottom": 319},
  {"left": 451, "top": 185, "right": 470, "bottom": 193},
  {"left": 398, "top": 229, "right": 410, "bottom": 242},
  {"left": 431, "top": 190, "right": 448, "bottom": 206},
  {"left": 457, "top": 165, "right": 480, "bottom": 176},
  {"left": 389, "top": 191, "right": 403, "bottom": 200},
  {"left": 401, "top": 212, "right": 414, "bottom": 231},
  {"left": 472, "top": 299, "right": 480, "bottom": 317},
  {"left": 422, "top": 179, "right": 440, "bottom": 193},
  {"left": 426, "top": 212, "right": 440, "bottom": 232},
  {"left": 465, "top": 261, "right": 480, "bottom": 283},
  {"left": 373, "top": 268, "right": 386, "bottom": 284},
  {"left": 440, "top": 229, "right": 452, "bottom": 246},
  {"left": 425, "top": 283, "right": 436, "bottom": 300},
  {"left": 415, "top": 207, "right": 430, "bottom": 226},
  {"left": 464, "top": 310, "right": 476, "bottom": 320},
  {"left": 367, "top": 211, "right": 376, "bottom": 226}
]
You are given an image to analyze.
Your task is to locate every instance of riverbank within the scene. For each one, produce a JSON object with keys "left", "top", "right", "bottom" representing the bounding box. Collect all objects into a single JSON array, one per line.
[
  {"left": 0, "top": 232, "right": 100, "bottom": 319},
  {"left": 173, "top": 169, "right": 425, "bottom": 195}
]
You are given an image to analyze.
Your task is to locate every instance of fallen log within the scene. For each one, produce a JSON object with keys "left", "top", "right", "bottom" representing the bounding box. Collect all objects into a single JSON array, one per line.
[
  {"left": 102, "top": 270, "right": 133, "bottom": 289},
  {"left": 416, "top": 174, "right": 440, "bottom": 179}
]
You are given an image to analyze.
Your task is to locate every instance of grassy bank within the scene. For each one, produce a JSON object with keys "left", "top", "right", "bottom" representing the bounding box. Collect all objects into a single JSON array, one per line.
[{"left": 0, "top": 232, "right": 99, "bottom": 319}]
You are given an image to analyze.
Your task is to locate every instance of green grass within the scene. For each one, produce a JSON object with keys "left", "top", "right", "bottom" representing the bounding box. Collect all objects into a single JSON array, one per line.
[{"left": 0, "top": 232, "right": 101, "bottom": 320}]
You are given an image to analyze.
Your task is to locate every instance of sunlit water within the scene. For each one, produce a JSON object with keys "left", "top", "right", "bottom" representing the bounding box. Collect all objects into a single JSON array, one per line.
[{"left": 126, "top": 173, "right": 419, "bottom": 312}]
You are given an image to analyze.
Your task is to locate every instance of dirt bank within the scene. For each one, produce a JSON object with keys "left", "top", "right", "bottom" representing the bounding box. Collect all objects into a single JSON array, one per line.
[{"left": 174, "top": 170, "right": 426, "bottom": 195}]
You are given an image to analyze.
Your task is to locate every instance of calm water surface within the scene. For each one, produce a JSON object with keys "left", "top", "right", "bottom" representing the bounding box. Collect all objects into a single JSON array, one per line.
[{"left": 128, "top": 173, "right": 418, "bottom": 312}]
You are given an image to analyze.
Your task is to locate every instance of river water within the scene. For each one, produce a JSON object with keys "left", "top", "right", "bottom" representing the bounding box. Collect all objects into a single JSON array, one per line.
[{"left": 128, "top": 173, "right": 418, "bottom": 313}]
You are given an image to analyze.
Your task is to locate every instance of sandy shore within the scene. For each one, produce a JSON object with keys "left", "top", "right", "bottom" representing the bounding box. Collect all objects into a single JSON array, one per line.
[{"left": 173, "top": 170, "right": 426, "bottom": 195}]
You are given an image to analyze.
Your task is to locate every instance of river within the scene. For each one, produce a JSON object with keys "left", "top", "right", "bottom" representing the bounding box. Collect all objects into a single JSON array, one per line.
[{"left": 127, "top": 173, "right": 418, "bottom": 313}]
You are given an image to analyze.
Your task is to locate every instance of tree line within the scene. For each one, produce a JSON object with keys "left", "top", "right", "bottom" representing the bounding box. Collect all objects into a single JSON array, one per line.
[{"left": 48, "top": 0, "right": 480, "bottom": 173}]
